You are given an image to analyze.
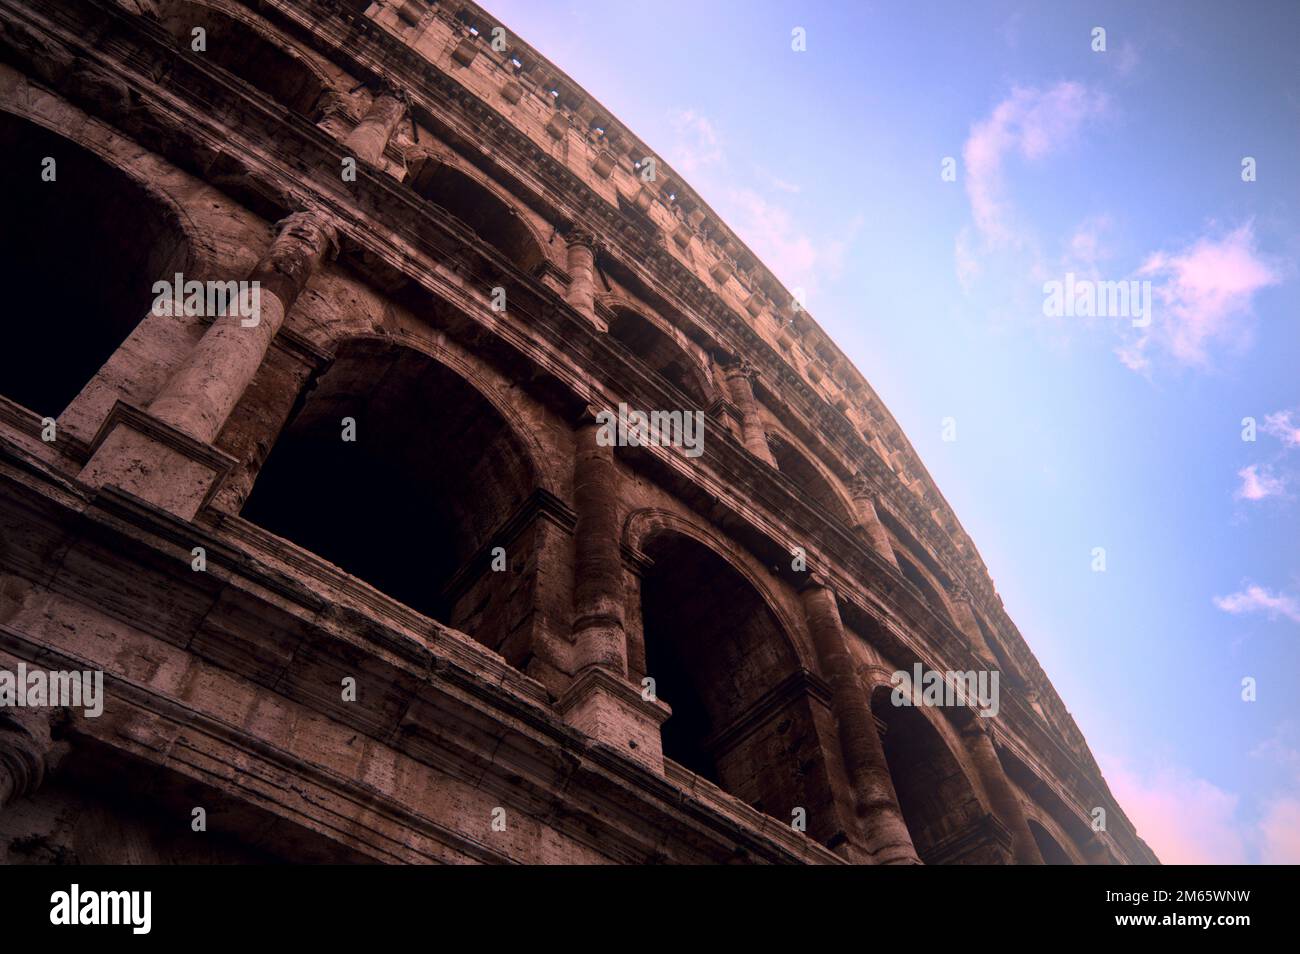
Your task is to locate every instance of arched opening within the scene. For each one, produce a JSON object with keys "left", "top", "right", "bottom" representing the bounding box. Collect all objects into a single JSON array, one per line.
[
  {"left": 408, "top": 164, "right": 546, "bottom": 274},
  {"left": 1029, "top": 819, "right": 1075, "bottom": 864},
  {"left": 0, "top": 112, "right": 189, "bottom": 418},
  {"left": 870, "top": 686, "right": 992, "bottom": 864},
  {"left": 767, "top": 437, "right": 853, "bottom": 523},
  {"left": 639, "top": 531, "right": 847, "bottom": 845},
  {"left": 157, "top": 1, "right": 326, "bottom": 116},
  {"left": 606, "top": 308, "right": 709, "bottom": 406},
  {"left": 895, "top": 552, "right": 957, "bottom": 625},
  {"left": 240, "top": 339, "right": 538, "bottom": 665}
]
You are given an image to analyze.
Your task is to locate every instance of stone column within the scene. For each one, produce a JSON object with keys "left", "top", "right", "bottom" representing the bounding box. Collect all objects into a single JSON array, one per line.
[
  {"left": 558, "top": 410, "right": 670, "bottom": 770},
  {"left": 849, "top": 472, "right": 899, "bottom": 568},
  {"left": 570, "top": 411, "right": 627, "bottom": 677},
  {"left": 343, "top": 87, "right": 408, "bottom": 166},
  {"left": 948, "top": 585, "right": 1000, "bottom": 670},
  {"left": 800, "top": 577, "right": 918, "bottom": 864},
  {"left": 148, "top": 211, "right": 338, "bottom": 444},
  {"left": 0, "top": 708, "right": 64, "bottom": 811},
  {"left": 564, "top": 229, "right": 599, "bottom": 326},
  {"left": 314, "top": 87, "right": 360, "bottom": 139},
  {"left": 80, "top": 210, "right": 337, "bottom": 520},
  {"left": 723, "top": 360, "right": 777, "bottom": 466},
  {"left": 961, "top": 718, "right": 1044, "bottom": 865}
]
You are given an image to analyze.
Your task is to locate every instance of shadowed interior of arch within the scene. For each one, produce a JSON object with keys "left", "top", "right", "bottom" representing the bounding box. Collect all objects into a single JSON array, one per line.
[
  {"left": 0, "top": 112, "right": 189, "bottom": 419},
  {"left": 408, "top": 163, "right": 547, "bottom": 275},
  {"left": 156, "top": 0, "right": 326, "bottom": 116},
  {"left": 239, "top": 340, "right": 537, "bottom": 663},
  {"left": 766, "top": 437, "right": 854, "bottom": 524},
  {"left": 1028, "top": 818, "right": 1075, "bottom": 864},
  {"left": 639, "top": 531, "right": 849, "bottom": 846},
  {"left": 870, "top": 685, "right": 991, "bottom": 863},
  {"left": 606, "top": 309, "right": 709, "bottom": 407}
]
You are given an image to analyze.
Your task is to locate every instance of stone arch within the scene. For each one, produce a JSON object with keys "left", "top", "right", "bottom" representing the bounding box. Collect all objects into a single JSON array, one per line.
[
  {"left": 0, "top": 107, "right": 200, "bottom": 421},
  {"left": 764, "top": 429, "right": 856, "bottom": 524},
  {"left": 1027, "top": 817, "right": 1078, "bottom": 865},
  {"left": 407, "top": 157, "right": 550, "bottom": 274},
  {"left": 894, "top": 551, "right": 958, "bottom": 624},
  {"left": 238, "top": 336, "right": 546, "bottom": 668},
  {"left": 623, "top": 509, "right": 853, "bottom": 845},
  {"left": 154, "top": 0, "right": 331, "bottom": 117},
  {"left": 867, "top": 681, "right": 996, "bottom": 864},
  {"left": 600, "top": 301, "right": 712, "bottom": 407}
]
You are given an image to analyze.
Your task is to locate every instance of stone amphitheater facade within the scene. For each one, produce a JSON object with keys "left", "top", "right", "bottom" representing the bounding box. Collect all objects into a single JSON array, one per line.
[{"left": 0, "top": 0, "right": 1157, "bottom": 864}]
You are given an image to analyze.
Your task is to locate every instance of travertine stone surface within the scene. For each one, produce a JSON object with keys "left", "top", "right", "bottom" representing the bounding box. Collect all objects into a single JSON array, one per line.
[{"left": 0, "top": 0, "right": 1155, "bottom": 865}]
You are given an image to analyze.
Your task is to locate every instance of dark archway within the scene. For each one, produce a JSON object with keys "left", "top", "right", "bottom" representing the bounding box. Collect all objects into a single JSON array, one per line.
[
  {"left": 896, "top": 552, "right": 953, "bottom": 621},
  {"left": 409, "top": 164, "right": 547, "bottom": 274},
  {"left": 870, "top": 685, "right": 991, "bottom": 863},
  {"left": 1029, "top": 819, "right": 1075, "bottom": 864},
  {"left": 0, "top": 112, "right": 189, "bottom": 418},
  {"left": 639, "top": 531, "right": 847, "bottom": 846},
  {"left": 157, "top": 1, "right": 327, "bottom": 116},
  {"left": 768, "top": 436, "right": 853, "bottom": 524},
  {"left": 607, "top": 308, "right": 709, "bottom": 406},
  {"left": 240, "top": 339, "right": 538, "bottom": 664}
]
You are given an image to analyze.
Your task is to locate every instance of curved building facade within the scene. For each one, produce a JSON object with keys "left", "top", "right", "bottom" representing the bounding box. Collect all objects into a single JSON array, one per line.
[{"left": 0, "top": 0, "right": 1156, "bottom": 864}]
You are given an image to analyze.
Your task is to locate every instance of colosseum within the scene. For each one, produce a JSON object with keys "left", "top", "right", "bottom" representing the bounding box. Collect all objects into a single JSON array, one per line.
[{"left": 0, "top": 0, "right": 1157, "bottom": 865}]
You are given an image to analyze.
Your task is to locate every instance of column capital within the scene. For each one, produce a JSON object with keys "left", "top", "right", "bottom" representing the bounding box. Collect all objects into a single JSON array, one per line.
[
  {"left": 722, "top": 356, "right": 761, "bottom": 382},
  {"left": 563, "top": 226, "right": 599, "bottom": 252}
]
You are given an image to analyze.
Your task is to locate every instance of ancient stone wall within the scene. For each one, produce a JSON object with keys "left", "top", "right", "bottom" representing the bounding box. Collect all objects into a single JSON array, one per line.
[{"left": 0, "top": 0, "right": 1157, "bottom": 864}]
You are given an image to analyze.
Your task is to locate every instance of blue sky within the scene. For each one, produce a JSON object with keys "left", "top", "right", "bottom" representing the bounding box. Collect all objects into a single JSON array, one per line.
[{"left": 482, "top": 0, "right": 1300, "bottom": 862}]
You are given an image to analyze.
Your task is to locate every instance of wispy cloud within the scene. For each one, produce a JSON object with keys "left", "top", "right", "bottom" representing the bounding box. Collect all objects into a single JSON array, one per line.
[
  {"left": 1103, "top": 748, "right": 1300, "bottom": 864},
  {"left": 962, "top": 81, "right": 1108, "bottom": 248},
  {"left": 1124, "top": 222, "right": 1281, "bottom": 370},
  {"left": 1213, "top": 583, "right": 1300, "bottom": 624},
  {"left": 664, "top": 107, "right": 859, "bottom": 305},
  {"left": 667, "top": 108, "right": 723, "bottom": 175},
  {"left": 1235, "top": 464, "right": 1286, "bottom": 501},
  {"left": 1263, "top": 409, "right": 1300, "bottom": 447},
  {"left": 1102, "top": 756, "right": 1246, "bottom": 863}
]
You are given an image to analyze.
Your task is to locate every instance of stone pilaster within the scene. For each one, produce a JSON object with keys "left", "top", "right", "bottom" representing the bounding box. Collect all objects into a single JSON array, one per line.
[
  {"left": 960, "top": 717, "right": 1044, "bottom": 865},
  {"left": 559, "top": 410, "right": 670, "bottom": 770},
  {"left": 723, "top": 360, "right": 777, "bottom": 466},
  {"left": 849, "top": 472, "right": 899, "bottom": 568},
  {"left": 564, "top": 229, "right": 600, "bottom": 329},
  {"left": 343, "top": 87, "right": 408, "bottom": 166},
  {"left": 80, "top": 210, "right": 338, "bottom": 520},
  {"left": 800, "top": 576, "right": 919, "bottom": 864},
  {"left": 949, "top": 584, "right": 1000, "bottom": 669}
]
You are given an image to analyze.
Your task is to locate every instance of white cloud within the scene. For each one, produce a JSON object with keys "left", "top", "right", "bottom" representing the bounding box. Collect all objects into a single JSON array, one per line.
[
  {"left": 1213, "top": 583, "right": 1300, "bottom": 624},
  {"left": 1124, "top": 222, "right": 1281, "bottom": 370},
  {"left": 1234, "top": 464, "right": 1286, "bottom": 501},
  {"left": 961, "top": 82, "right": 1108, "bottom": 248},
  {"left": 1262, "top": 410, "right": 1300, "bottom": 448}
]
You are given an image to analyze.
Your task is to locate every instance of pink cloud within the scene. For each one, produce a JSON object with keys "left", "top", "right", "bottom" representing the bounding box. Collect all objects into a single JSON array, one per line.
[
  {"left": 1128, "top": 223, "right": 1281, "bottom": 369},
  {"left": 1102, "top": 757, "right": 1245, "bottom": 864},
  {"left": 1213, "top": 584, "right": 1300, "bottom": 623},
  {"left": 1262, "top": 409, "right": 1300, "bottom": 447},
  {"left": 1259, "top": 797, "right": 1300, "bottom": 863},
  {"left": 1235, "top": 464, "right": 1286, "bottom": 501},
  {"left": 962, "top": 82, "right": 1107, "bottom": 246}
]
